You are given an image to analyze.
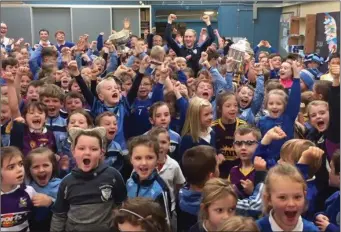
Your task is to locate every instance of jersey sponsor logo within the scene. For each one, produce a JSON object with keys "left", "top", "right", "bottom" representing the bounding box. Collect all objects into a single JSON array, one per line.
[
  {"left": 1, "top": 211, "right": 29, "bottom": 228},
  {"left": 99, "top": 184, "right": 113, "bottom": 202}
]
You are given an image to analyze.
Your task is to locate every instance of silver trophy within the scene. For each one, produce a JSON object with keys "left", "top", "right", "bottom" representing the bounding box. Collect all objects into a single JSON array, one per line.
[
  {"left": 228, "top": 38, "right": 254, "bottom": 74},
  {"left": 108, "top": 29, "right": 130, "bottom": 54}
]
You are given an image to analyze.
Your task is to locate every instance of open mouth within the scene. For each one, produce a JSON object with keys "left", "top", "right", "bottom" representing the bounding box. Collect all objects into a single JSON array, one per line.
[
  {"left": 48, "top": 108, "right": 55, "bottom": 113},
  {"left": 36, "top": 174, "right": 48, "bottom": 182},
  {"left": 112, "top": 93, "right": 118, "bottom": 98},
  {"left": 284, "top": 210, "right": 298, "bottom": 221},
  {"left": 83, "top": 158, "right": 91, "bottom": 165},
  {"left": 316, "top": 120, "right": 325, "bottom": 130},
  {"left": 241, "top": 99, "right": 249, "bottom": 105},
  {"left": 108, "top": 130, "right": 116, "bottom": 136},
  {"left": 139, "top": 167, "right": 149, "bottom": 174},
  {"left": 32, "top": 118, "right": 42, "bottom": 125},
  {"left": 62, "top": 80, "right": 69, "bottom": 84},
  {"left": 228, "top": 112, "right": 237, "bottom": 117},
  {"left": 271, "top": 110, "right": 279, "bottom": 115},
  {"left": 202, "top": 92, "right": 209, "bottom": 98}
]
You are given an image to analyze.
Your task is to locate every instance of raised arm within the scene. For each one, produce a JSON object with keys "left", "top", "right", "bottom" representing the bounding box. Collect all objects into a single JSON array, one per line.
[
  {"left": 127, "top": 56, "right": 151, "bottom": 105},
  {"left": 250, "top": 63, "right": 265, "bottom": 115},
  {"left": 97, "top": 33, "right": 104, "bottom": 52},
  {"left": 199, "top": 15, "right": 215, "bottom": 51},
  {"left": 29, "top": 45, "right": 43, "bottom": 80},
  {"left": 164, "top": 14, "right": 182, "bottom": 56},
  {"left": 284, "top": 61, "right": 301, "bottom": 121},
  {"left": 3, "top": 72, "right": 21, "bottom": 119},
  {"left": 68, "top": 60, "right": 95, "bottom": 107}
]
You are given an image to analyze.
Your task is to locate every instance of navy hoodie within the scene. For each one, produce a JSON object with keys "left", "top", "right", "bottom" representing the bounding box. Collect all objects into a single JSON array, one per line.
[{"left": 176, "top": 185, "right": 202, "bottom": 232}]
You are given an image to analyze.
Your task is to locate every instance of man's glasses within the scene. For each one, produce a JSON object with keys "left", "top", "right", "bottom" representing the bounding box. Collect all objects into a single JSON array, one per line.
[{"left": 233, "top": 140, "right": 258, "bottom": 146}]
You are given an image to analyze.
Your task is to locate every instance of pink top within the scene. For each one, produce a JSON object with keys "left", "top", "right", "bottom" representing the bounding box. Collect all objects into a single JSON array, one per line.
[{"left": 280, "top": 78, "right": 293, "bottom": 89}]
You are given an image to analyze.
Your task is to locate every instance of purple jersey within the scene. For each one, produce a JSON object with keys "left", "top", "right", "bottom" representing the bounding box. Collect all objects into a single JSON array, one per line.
[
  {"left": 1, "top": 185, "right": 35, "bottom": 232},
  {"left": 22, "top": 127, "right": 56, "bottom": 156}
]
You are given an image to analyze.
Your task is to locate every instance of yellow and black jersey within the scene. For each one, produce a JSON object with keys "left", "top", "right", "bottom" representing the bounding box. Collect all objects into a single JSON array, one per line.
[{"left": 212, "top": 118, "right": 247, "bottom": 161}]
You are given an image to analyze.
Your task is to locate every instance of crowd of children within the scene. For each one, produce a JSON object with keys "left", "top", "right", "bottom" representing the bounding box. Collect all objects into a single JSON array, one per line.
[{"left": 0, "top": 12, "right": 340, "bottom": 232}]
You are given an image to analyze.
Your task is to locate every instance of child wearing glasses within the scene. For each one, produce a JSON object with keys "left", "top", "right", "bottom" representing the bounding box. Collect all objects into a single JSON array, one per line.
[{"left": 228, "top": 125, "right": 261, "bottom": 199}]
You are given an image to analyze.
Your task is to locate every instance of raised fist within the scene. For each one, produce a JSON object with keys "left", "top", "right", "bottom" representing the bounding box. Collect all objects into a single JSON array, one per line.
[{"left": 168, "top": 14, "right": 177, "bottom": 24}]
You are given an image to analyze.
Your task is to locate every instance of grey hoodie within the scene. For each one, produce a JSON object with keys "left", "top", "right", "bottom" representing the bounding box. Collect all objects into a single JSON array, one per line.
[{"left": 50, "top": 163, "right": 126, "bottom": 232}]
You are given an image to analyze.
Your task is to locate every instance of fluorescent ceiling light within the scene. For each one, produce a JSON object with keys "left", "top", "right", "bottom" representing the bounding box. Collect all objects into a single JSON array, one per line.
[{"left": 204, "top": 11, "right": 215, "bottom": 15}]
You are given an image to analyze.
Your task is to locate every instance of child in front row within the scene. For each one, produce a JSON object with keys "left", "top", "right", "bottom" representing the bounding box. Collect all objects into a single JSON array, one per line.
[
  {"left": 315, "top": 150, "right": 340, "bottom": 232},
  {"left": 177, "top": 145, "right": 219, "bottom": 232},
  {"left": 217, "top": 216, "right": 260, "bottom": 232},
  {"left": 257, "top": 163, "right": 319, "bottom": 232},
  {"left": 279, "top": 139, "right": 324, "bottom": 220},
  {"left": 126, "top": 135, "right": 172, "bottom": 225},
  {"left": 113, "top": 197, "right": 171, "bottom": 232},
  {"left": 1, "top": 146, "right": 36, "bottom": 232},
  {"left": 190, "top": 178, "right": 238, "bottom": 232},
  {"left": 50, "top": 127, "right": 127, "bottom": 232},
  {"left": 25, "top": 147, "right": 61, "bottom": 232}
]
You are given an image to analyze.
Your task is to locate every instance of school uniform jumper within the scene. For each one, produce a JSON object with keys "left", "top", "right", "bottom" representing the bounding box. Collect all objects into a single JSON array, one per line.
[
  {"left": 257, "top": 213, "right": 319, "bottom": 232},
  {"left": 178, "top": 129, "right": 215, "bottom": 165}
]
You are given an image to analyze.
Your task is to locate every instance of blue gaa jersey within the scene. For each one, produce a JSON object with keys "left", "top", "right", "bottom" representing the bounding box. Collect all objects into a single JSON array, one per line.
[
  {"left": 1, "top": 185, "right": 36, "bottom": 232},
  {"left": 45, "top": 115, "right": 67, "bottom": 152}
]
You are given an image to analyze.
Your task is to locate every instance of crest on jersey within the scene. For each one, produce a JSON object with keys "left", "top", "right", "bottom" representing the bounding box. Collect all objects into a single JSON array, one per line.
[
  {"left": 30, "top": 141, "right": 37, "bottom": 149},
  {"left": 19, "top": 197, "right": 27, "bottom": 208},
  {"left": 100, "top": 185, "right": 113, "bottom": 202}
]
